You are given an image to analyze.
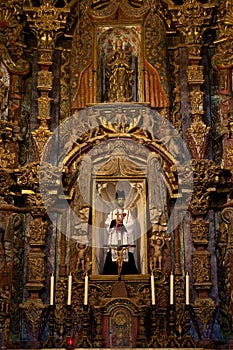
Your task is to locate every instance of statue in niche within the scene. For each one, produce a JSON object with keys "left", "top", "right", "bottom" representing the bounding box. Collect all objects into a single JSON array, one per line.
[
  {"left": 105, "top": 39, "right": 134, "bottom": 102},
  {"left": 147, "top": 152, "right": 168, "bottom": 224},
  {"left": 149, "top": 234, "right": 165, "bottom": 271},
  {"left": 75, "top": 242, "right": 88, "bottom": 271},
  {"left": 103, "top": 190, "right": 138, "bottom": 275}
]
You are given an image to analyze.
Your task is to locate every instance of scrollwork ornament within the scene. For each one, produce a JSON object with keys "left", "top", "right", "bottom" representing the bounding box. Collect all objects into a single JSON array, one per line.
[
  {"left": 27, "top": 254, "right": 46, "bottom": 285},
  {"left": 37, "top": 96, "right": 51, "bottom": 118},
  {"left": 37, "top": 70, "right": 53, "bottom": 90},
  {"left": 187, "top": 65, "right": 204, "bottom": 84},
  {"left": 190, "top": 91, "right": 204, "bottom": 115},
  {"left": 190, "top": 218, "right": 209, "bottom": 245},
  {"left": 192, "top": 251, "right": 211, "bottom": 286},
  {"left": 222, "top": 205, "right": 233, "bottom": 249},
  {"left": 23, "top": 1, "right": 69, "bottom": 55},
  {"left": 175, "top": 0, "right": 208, "bottom": 45},
  {"left": 20, "top": 299, "right": 47, "bottom": 342},
  {"left": 193, "top": 297, "right": 216, "bottom": 333},
  {"left": 186, "top": 114, "right": 210, "bottom": 160},
  {"left": 17, "top": 162, "right": 40, "bottom": 191},
  {"left": 25, "top": 192, "right": 46, "bottom": 217},
  {"left": 0, "top": 169, "right": 14, "bottom": 195},
  {"left": 189, "top": 187, "right": 209, "bottom": 216},
  {"left": 29, "top": 218, "right": 48, "bottom": 245}
]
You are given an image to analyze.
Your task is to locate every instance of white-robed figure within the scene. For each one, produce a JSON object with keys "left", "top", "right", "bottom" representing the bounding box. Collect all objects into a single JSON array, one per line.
[{"left": 103, "top": 190, "right": 138, "bottom": 275}]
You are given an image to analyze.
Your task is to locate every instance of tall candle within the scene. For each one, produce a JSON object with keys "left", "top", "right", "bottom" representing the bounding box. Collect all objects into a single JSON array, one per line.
[
  {"left": 67, "top": 272, "right": 72, "bottom": 305},
  {"left": 50, "top": 273, "right": 54, "bottom": 306},
  {"left": 170, "top": 272, "right": 174, "bottom": 305},
  {"left": 84, "top": 274, "right": 88, "bottom": 305},
  {"left": 185, "top": 272, "right": 190, "bottom": 305},
  {"left": 151, "top": 273, "right": 155, "bottom": 305}
]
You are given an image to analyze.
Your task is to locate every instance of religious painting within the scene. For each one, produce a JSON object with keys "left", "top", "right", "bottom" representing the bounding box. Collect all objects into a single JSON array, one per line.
[{"left": 91, "top": 178, "right": 147, "bottom": 275}]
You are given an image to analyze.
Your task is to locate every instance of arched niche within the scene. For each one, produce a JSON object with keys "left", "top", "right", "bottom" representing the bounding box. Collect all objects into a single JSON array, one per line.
[
  {"left": 102, "top": 298, "right": 139, "bottom": 348},
  {"left": 69, "top": 1, "right": 170, "bottom": 110},
  {"left": 58, "top": 104, "right": 188, "bottom": 277}
]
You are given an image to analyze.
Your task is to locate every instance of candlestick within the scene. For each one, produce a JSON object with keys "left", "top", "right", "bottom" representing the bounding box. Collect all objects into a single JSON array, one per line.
[
  {"left": 185, "top": 272, "right": 189, "bottom": 305},
  {"left": 67, "top": 272, "right": 72, "bottom": 305},
  {"left": 151, "top": 273, "right": 155, "bottom": 305},
  {"left": 84, "top": 274, "right": 88, "bottom": 305},
  {"left": 50, "top": 273, "right": 54, "bottom": 306},
  {"left": 170, "top": 272, "right": 174, "bottom": 305}
]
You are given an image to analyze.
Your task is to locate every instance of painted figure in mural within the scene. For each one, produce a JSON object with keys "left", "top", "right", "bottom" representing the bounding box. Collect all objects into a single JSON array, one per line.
[
  {"left": 105, "top": 39, "right": 134, "bottom": 102},
  {"left": 103, "top": 190, "right": 138, "bottom": 274}
]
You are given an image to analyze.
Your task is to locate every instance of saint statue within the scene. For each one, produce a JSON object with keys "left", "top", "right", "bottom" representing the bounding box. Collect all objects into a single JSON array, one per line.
[
  {"left": 105, "top": 39, "right": 134, "bottom": 102},
  {"left": 103, "top": 190, "right": 138, "bottom": 275}
]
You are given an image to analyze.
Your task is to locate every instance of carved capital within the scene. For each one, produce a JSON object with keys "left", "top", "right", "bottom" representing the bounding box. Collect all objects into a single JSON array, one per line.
[
  {"left": 171, "top": 0, "right": 215, "bottom": 53},
  {"left": 23, "top": 3, "right": 70, "bottom": 64}
]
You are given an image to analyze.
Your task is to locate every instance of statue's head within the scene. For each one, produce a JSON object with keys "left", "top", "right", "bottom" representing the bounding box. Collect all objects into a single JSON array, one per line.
[
  {"left": 116, "top": 190, "right": 125, "bottom": 208},
  {"left": 115, "top": 38, "right": 123, "bottom": 49}
]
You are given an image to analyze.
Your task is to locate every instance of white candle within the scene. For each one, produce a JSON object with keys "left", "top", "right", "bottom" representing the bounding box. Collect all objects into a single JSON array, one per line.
[
  {"left": 185, "top": 272, "right": 190, "bottom": 305},
  {"left": 84, "top": 274, "right": 88, "bottom": 305},
  {"left": 170, "top": 272, "right": 174, "bottom": 305},
  {"left": 151, "top": 273, "right": 155, "bottom": 305},
  {"left": 50, "top": 273, "right": 54, "bottom": 306},
  {"left": 67, "top": 273, "right": 72, "bottom": 305}
]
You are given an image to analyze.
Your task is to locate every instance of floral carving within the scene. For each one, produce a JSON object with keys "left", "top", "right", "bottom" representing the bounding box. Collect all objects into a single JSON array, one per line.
[
  {"left": 27, "top": 254, "right": 45, "bottom": 284},
  {"left": 190, "top": 218, "right": 209, "bottom": 245},
  {"left": 186, "top": 114, "right": 210, "bottom": 160},
  {"left": 29, "top": 218, "right": 48, "bottom": 245},
  {"left": 192, "top": 251, "right": 211, "bottom": 286}
]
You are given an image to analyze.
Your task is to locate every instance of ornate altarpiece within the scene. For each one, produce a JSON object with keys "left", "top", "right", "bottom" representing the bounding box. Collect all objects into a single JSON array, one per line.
[{"left": 1, "top": 0, "right": 233, "bottom": 349}]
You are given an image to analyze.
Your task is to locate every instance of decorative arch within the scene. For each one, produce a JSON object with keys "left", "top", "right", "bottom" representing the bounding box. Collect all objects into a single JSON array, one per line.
[
  {"left": 103, "top": 298, "right": 139, "bottom": 348},
  {"left": 57, "top": 104, "right": 190, "bottom": 277}
]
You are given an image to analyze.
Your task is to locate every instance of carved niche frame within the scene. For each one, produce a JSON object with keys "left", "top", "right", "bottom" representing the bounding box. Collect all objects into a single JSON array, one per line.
[
  {"left": 91, "top": 176, "right": 148, "bottom": 276},
  {"left": 94, "top": 23, "right": 145, "bottom": 103}
]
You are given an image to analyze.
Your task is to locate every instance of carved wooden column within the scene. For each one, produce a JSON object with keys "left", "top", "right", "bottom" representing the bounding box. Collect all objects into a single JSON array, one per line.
[
  {"left": 23, "top": 2, "right": 70, "bottom": 158},
  {"left": 222, "top": 200, "right": 233, "bottom": 338},
  {"left": 16, "top": 163, "right": 47, "bottom": 345},
  {"left": 189, "top": 160, "right": 219, "bottom": 345},
  {"left": 212, "top": 2, "right": 233, "bottom": 171},
  {"left": 0, "top": 1, "right": 30, "bottom": 169},
  {"left": 17, "top": 161, "right": 60, "bottom": 345},
  {"left": 170, "top": 0, "right": 217, "bottom": 346}
]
